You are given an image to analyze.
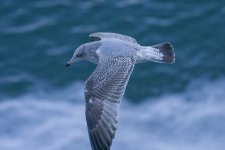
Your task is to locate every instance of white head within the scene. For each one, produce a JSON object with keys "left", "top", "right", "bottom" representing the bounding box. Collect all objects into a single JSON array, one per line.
[
  {"left": 66, "top": 44, "right": 86, "bottom": 67},
  {"left": 66, "top": 42, "right": 100, "bottom": 67}
]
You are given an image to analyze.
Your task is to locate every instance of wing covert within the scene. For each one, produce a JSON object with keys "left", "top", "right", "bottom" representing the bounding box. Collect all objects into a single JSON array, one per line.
[{"left": 89, "top": 32, "right": 137, "bottom": 44}]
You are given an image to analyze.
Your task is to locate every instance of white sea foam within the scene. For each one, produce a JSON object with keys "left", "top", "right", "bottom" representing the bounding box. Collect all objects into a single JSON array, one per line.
[{"left": 0, "top": 79, "right": 225, "bottom": 150}]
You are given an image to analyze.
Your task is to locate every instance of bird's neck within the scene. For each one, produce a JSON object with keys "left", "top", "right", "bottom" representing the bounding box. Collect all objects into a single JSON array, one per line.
[{"left": 84, "top": 41, "right": 101, "bottom": 64}]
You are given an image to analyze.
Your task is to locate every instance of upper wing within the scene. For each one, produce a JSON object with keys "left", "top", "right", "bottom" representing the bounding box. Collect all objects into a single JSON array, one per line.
[
  {"left": 89, "top": 32, "right": 137, "bottom": 44},
  {"left": 85, "top": 56, "right": 135, "bottom": 150}
]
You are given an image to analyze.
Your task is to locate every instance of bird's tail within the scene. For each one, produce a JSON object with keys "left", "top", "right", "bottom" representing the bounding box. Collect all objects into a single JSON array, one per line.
[{"left": 140, "top": 42, "right": 175, "bottom": 64}]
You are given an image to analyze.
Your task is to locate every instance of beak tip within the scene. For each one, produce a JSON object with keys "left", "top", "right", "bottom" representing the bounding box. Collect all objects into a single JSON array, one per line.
[{"left": 65, "top": 63, "right": 70, "bottom": 67}]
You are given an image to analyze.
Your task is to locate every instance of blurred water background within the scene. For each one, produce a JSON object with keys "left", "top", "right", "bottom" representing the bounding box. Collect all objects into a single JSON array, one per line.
[{"left": 1, "top": 0, "right": 225, "bottom": 150}]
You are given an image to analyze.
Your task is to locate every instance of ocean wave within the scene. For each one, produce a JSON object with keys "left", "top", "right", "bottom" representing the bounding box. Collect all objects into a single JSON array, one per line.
[
  {"left": 0, "top": 79, "right": 225, "bottom": 150},
  {"left": 4, "top": 18, "right": 56, "bottom": 34}
]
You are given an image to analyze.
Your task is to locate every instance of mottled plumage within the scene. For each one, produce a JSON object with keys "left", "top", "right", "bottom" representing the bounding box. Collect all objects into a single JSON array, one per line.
[{"left": 66, "top": 32, "right": 175, "bottom": 150}]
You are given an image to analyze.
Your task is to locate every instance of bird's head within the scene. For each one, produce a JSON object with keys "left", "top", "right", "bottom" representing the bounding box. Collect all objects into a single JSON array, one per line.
[{"left": 66, "top": 44, "right": 86, "bottom": 67}]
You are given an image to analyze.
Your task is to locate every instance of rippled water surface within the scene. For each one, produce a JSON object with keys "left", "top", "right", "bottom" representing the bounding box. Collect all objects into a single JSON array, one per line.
[{"left": 1, "top": 0, "right": 225, "bottom": 150}]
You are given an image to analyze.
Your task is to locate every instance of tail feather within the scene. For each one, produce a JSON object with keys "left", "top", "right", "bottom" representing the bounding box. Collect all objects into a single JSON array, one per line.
[{"left": 151, "top": 42, "right": 175, "bottom": 64}]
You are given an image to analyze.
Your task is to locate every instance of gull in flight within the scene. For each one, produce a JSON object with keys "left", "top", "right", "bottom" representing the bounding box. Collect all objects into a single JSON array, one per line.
[{"left": 66, "top": 32, "right": 175, "bottom": 150}]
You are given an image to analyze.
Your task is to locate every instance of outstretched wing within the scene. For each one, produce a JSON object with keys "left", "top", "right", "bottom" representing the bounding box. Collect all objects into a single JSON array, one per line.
[
  {"left": 89, "top": 32, "right": 137, "bottom": 44},
  {"left": 85, "top": 56, "right": 135, "bottom": 150}
]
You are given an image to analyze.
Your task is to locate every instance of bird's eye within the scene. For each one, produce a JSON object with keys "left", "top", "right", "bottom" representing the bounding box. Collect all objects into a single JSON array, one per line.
[{"left": 76, "top": 53, "right": 83, "bottom": 57}]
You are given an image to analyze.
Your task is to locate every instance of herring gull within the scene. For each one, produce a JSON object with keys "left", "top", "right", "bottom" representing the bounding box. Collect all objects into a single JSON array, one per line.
[{"left": 66, "top": 32, "right": 175, "bottom": 150}]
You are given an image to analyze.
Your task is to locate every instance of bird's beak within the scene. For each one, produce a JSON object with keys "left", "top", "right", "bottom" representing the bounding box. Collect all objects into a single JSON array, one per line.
[
  {"left": 65, "top": 58, "right": 75, "bottom": 67},
  {"left": 65, "top": 63, "right": 70, "bottom": 67}
]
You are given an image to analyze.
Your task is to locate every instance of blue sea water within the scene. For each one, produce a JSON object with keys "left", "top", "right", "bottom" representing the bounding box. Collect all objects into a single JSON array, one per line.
[{"left": 1, "top": 0, "right": 225, "bottom": 150}]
